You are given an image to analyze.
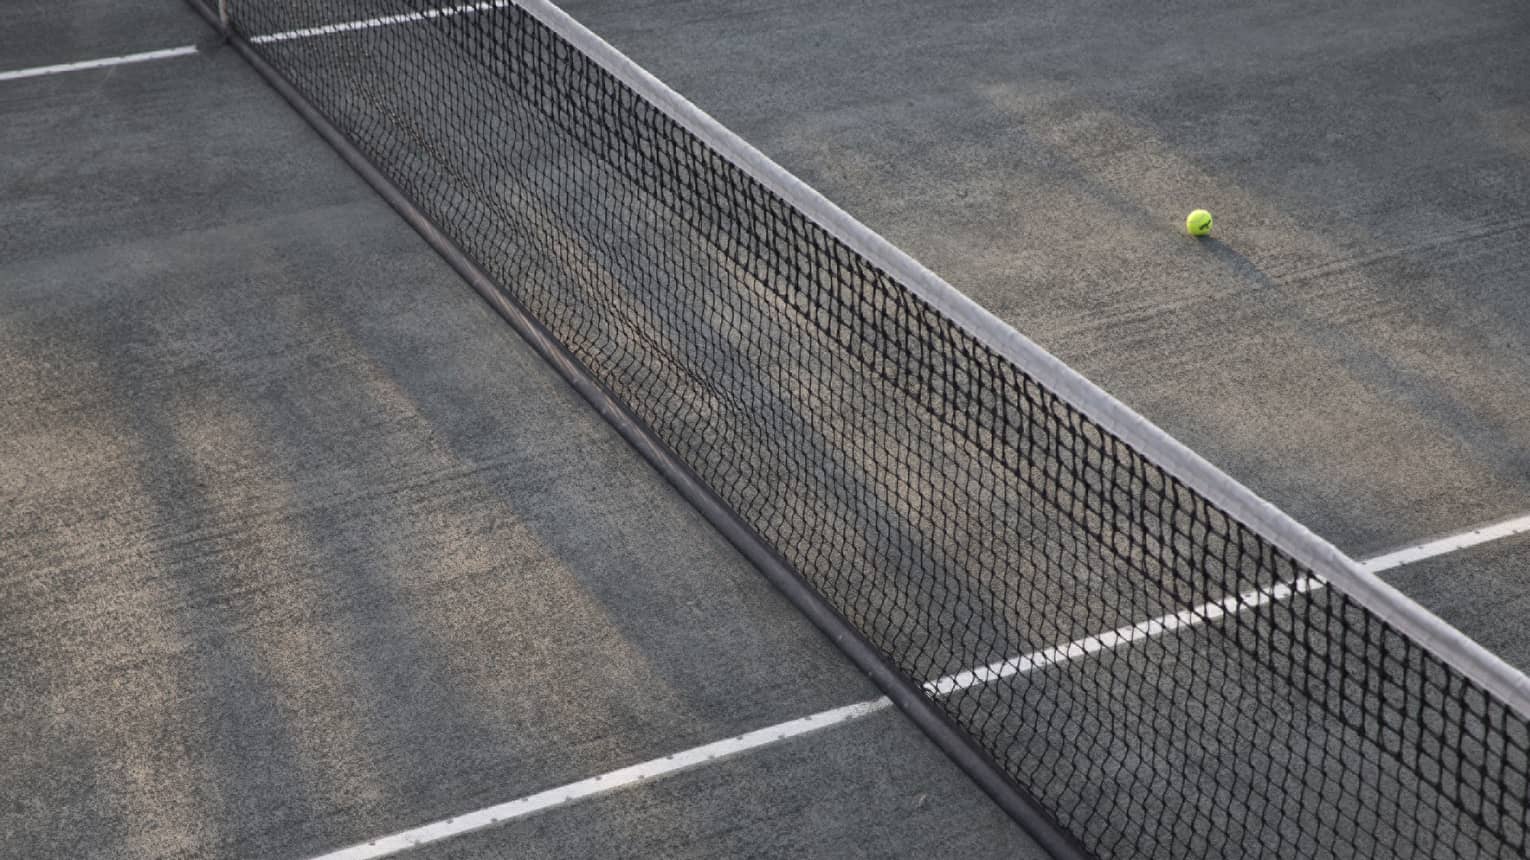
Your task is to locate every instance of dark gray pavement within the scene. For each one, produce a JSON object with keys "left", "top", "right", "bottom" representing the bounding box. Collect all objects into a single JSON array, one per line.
[
  {"left": 565, "top": 0, "right": 1530, "bottom": 557},
  {"left": 3, "top": 0, "right": 1528, "bottom": 858},
  {"left": 0, "top": 6, "right": 1038, "bottom": 858},
  {"left": 1383, "top": 534, "right": 1530, "bottom": 671},
  {"left": 0, "top": 0, "right": 207, "bottom": 68}
]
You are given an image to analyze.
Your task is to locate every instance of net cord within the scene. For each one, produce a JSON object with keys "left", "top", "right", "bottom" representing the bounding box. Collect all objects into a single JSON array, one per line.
[{"left": 512, "top": 0, "right": 1530, "bottom": 720}]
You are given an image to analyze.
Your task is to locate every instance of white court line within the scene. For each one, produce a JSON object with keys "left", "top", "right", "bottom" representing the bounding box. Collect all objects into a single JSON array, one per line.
[
  {"left": 0, "top": 1, "right": 513, "bottom": 84},
  {"left": 249, "top": 1, "right": 514, "bottom": 44},
  {"left": 311, "top": 699, "right": 891, "bottom": 860},
  {"left": 1361, "top": 513, "right": 1530, "bottom": 573},
  {"left": 923, "top": 576, "right": 1325, "bottom": 697},
  {"left": 927, "top": 513, "right": 1530, "bottom": 696},
  {"left": 0, "top": 46, "right": 199, "bottom": 82},
  {"left": 307, "top": 512, "right": 1529, "bottom": 860}
]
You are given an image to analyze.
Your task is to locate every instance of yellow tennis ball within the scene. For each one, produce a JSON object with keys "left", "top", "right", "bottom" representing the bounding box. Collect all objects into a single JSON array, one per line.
[{"left": 1186, "top": 209, "right": 1213, "bottom": 236}]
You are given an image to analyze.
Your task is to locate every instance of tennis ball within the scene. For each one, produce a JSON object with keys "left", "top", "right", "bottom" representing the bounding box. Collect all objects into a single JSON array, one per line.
[{"left": 1186, "top": 209, "right": 1213, "bottom": 237}]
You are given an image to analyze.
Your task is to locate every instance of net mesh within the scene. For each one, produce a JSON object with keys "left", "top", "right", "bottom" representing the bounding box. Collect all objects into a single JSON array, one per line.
[{"left": 215, "top": 2, "right": 1530, "bottom": 856}]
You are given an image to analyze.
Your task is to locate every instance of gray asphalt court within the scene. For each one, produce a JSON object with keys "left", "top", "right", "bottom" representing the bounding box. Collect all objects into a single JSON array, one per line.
[{"left": 3, "top": 1, "right": 1528, "bottom": 858}]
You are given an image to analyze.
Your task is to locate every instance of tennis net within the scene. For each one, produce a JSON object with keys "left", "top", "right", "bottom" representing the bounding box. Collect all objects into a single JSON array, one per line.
[{"left": 199, "top": 1, "right": 1530, "bottom": 856}]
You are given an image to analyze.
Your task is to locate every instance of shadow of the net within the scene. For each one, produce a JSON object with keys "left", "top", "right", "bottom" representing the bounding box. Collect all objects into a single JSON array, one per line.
[{"left": 54, "top": 253, "right": 322, "bottom": 857}]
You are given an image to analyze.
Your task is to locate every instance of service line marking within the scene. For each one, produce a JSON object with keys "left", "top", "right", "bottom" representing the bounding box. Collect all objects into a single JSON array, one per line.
[
  {"left": 308, "top": 512, "right": 1529, "bottom": 860},
  {"left": 310, "top": 699, "right": 891, "bottom": 860},
  {"left": 1360, "top": 513, "right": 1530, "bottom": 574},
  {"left": 249, "top": 0, "right": 514, "bottom": 44},
  {"left": 0, "top": 1, "right": 513, "bottom": 83},
  {"left": 0, "top": 46, "right": 200, "bottom": 82}
]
